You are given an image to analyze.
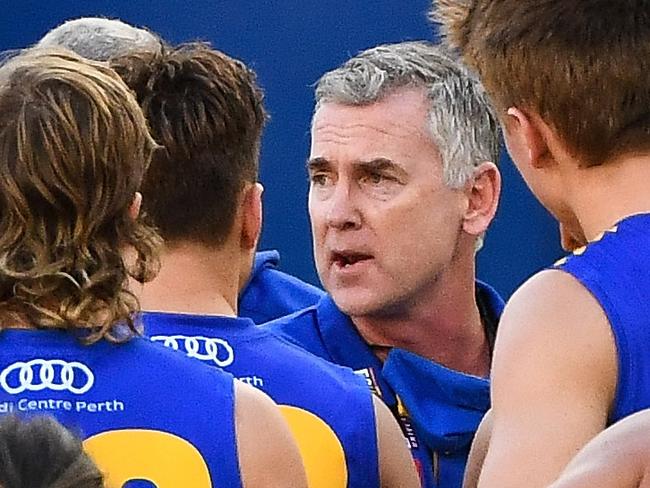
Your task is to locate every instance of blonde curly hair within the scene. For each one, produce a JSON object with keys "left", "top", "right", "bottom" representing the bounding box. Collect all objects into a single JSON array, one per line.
[{"left": 0, "top": 48, "right": 161, "bottom": 342}]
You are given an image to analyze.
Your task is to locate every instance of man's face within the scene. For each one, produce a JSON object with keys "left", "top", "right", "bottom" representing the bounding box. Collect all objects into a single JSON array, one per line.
[{"left": 308, "top": 88, "right": 467, "bottom": 317}]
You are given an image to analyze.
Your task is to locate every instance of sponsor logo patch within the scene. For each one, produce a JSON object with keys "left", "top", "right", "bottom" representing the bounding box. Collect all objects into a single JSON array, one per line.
[
  {"left": 151, "top": 335, "right": 235, "bottom": 367},
  {"left": 0, "top": 359, "right": 94, "bottom": 394}
]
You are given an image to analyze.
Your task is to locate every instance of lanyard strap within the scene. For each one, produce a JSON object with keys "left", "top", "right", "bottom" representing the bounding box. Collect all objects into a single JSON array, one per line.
[{"left": 355, "top": 367, "right": 439, "bottom": 486}]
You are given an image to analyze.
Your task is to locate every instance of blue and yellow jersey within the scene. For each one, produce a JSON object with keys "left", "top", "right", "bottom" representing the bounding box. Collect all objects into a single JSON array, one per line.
[
  {"left": 267, "top": 281, "right": 504, "bottom": 488},
  {"left": 0, "top": 329, "right": 241, "bottom": 488},
  {"left": 553, "top": 213, "right": 650, "bottom": 424},
  {"left": 142, "top": 312, "right": 379, "bottom": 488},
  {"left": 238, "top": 250, "right": 325, "bottom": 323}
]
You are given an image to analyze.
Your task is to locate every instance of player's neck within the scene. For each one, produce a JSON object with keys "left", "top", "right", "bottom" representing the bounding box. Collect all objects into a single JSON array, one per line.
[
  {"left": 352, "top": 256, "right": 490, "bottom": 377},
  {"left": 569, "top": 154, "right": 650, "bottom": 241},
  {"left": 138, "top": 241, "right": 239, "bottom": 317}
]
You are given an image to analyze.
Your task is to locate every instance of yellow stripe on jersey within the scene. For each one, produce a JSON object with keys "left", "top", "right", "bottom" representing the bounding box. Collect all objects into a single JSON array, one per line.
[
  {"left": 84, "top": 429, "right": 212, "bottom": 487},
  {"left": 280, "top": 405, "right": 347, "bottom": 488}
]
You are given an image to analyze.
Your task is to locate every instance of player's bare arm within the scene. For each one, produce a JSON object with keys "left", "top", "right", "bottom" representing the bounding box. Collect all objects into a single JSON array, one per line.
[
  {"left": 235, "top": 381, "right": 308, "bottom": 488},
  {"left": 477, "top": 269, "right": 617, "bottom": 488},
  {"left": 373, "top": 395, "right": 420, "bottom": 488},
  {"left": 463, "top": 409, "right": 493, "bottom": 488},
  {"left": 549, "top": 409, "right": 650, "bottom": 488}
]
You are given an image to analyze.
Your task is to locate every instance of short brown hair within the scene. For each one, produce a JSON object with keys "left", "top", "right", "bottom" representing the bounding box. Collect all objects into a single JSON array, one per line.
[
  {"left": 111, "top": 43, "right": 267, "bottom": 246},
  {"left": 432, "top": 0, "right": 650, "bottom": 166},
  {"left": 0, "top": 48, "right": 161, "bottom": 341}
]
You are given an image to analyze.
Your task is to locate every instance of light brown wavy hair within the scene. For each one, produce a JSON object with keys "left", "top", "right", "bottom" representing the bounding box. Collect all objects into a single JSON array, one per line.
[{"left": 0, "top": 48, "right": 161, "bottom": 342}]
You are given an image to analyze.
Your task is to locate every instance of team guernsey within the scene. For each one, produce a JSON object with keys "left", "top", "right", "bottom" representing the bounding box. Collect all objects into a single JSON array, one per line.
[
  {"left": 142, "top": 311, "right": 379, "bottom": 488},
  {"left": 267, "top": 281, "right": 504, "bottom": 488},
  {"left": 0, "top": 329, "right": 241, "bottom": 488},
  {"left": 553, "top": 213, "right": 650, "bottom": 424},
  {"left": 238, "top": 250, "right": 325, "bottom": 323}
]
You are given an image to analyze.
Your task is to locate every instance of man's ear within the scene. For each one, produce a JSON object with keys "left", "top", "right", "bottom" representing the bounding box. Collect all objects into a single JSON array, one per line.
[
  {"left": 128, "top": 192, "right": 142, "bottom": 221},
  {"left": 505, "top": 107, "right": 552, "bottom": 170},
  {"left": 240, "top": 183, "right": 263, "bottom": 251},
  {"left": 462, "top": 162, "right": 501, "bottom": 237}
]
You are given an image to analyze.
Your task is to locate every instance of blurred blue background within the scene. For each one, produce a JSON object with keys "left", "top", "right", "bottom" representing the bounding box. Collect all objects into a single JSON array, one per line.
[{"left": 1, "top": 0, "right": 563, "bottom": 299}]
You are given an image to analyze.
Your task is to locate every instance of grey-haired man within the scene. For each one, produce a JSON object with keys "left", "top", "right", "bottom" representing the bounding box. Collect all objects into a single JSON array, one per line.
[
  {"left": 268, "top": 41, "right": 504, "bottom": 488},
  {"left": 36, "top": 17, "right": 160, "bottom": 61}
]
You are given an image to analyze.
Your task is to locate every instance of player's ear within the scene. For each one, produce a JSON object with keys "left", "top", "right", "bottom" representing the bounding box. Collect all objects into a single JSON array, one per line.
[
  {"left": 240, "top": 182, "right": 263, "bottom": 251},
  {"left": 462, "top": 161, "right": 501, "bottom": 237},
  {"left": 128, "top": 192, "right": 142, "bottom": 221},
  {"left": 504, "top": 107, "right": 553, "bottom": 170}
]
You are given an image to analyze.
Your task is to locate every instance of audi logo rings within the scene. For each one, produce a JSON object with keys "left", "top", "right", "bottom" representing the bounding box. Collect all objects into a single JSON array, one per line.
[
  {"left": 151, "top": 335, "right": 235, "bottom": 367},
  {"left": 0, "top": 359, "right": 95, "bottom": 395}
]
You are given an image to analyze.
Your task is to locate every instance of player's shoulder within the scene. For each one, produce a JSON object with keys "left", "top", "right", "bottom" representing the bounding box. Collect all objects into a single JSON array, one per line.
[
  {"left": 495, "top": 269, "right": 614, "bottom": 367},
  {"left": 491, "top": 269, "right": 618, "bottom": 418},
  {"left": 503, "top": 269, "right": 608, "bottom": 332}
]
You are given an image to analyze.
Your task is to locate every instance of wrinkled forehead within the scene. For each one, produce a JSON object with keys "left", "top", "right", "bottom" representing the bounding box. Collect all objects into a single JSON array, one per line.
[
  {"left": 309, "top": 109, "right": 444, "bottom": 181},
  {"left": 311, "top": 91, "right": 436, "bottom": 158},
  {"left": 314, "top": 88, "right": 430, "bottom": 131}
]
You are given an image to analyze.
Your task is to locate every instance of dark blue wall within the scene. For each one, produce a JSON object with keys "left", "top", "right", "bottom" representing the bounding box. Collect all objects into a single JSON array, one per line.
[{"left": 1, "top": 0, "right": 562, "bottom": 298}]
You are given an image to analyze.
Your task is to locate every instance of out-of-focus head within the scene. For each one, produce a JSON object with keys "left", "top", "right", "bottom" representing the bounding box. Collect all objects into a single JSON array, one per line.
[
  {"left": 111, "top": 43, "right": 267, "bottom": 261},
  {"left": 432, "top": 0, "right": 650, "bottom": 219},
  {"left": 36, "top": 17, "right": 161, "bottom": 62},
  {"left": 0, "top": 415, "right": 104, "bottom": 488},
  {"left": 309, "top": 41, "right": 500, "bottom": 317},
  {"left": 0, "top": 48, "right": 160, "bottom": 340}
]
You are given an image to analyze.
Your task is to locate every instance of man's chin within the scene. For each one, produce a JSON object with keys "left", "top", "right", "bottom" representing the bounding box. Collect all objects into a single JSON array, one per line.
[{"left": 329, "top": 289, "right": 380, "bottom": 318}]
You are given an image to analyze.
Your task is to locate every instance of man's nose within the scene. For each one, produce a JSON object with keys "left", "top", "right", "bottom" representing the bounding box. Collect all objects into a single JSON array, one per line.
[{"left": 325, "top": 183, "right": 361, "bottom": 231}]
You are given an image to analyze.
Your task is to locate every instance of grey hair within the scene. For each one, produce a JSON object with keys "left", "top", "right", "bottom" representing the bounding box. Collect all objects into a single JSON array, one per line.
[
  {"left": 314, "top": 41, "right": 500, "bottom": 188},
  {"left": 36, "top": 17, "right": 161, "bottom": 62}
]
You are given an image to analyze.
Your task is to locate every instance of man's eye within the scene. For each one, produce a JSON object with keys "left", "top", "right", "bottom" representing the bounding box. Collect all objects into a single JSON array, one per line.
[
  {"left": 310, "top": 173, "right": 330, "bottom": 186},
  {"left": 363, "top": 172, "right": 386, "bottom": 185}
]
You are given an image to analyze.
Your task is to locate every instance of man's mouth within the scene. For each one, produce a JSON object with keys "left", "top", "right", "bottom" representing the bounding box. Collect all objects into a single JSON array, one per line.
[{"left": 331, "top": 251, "right": 373, "bottom": 268}]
